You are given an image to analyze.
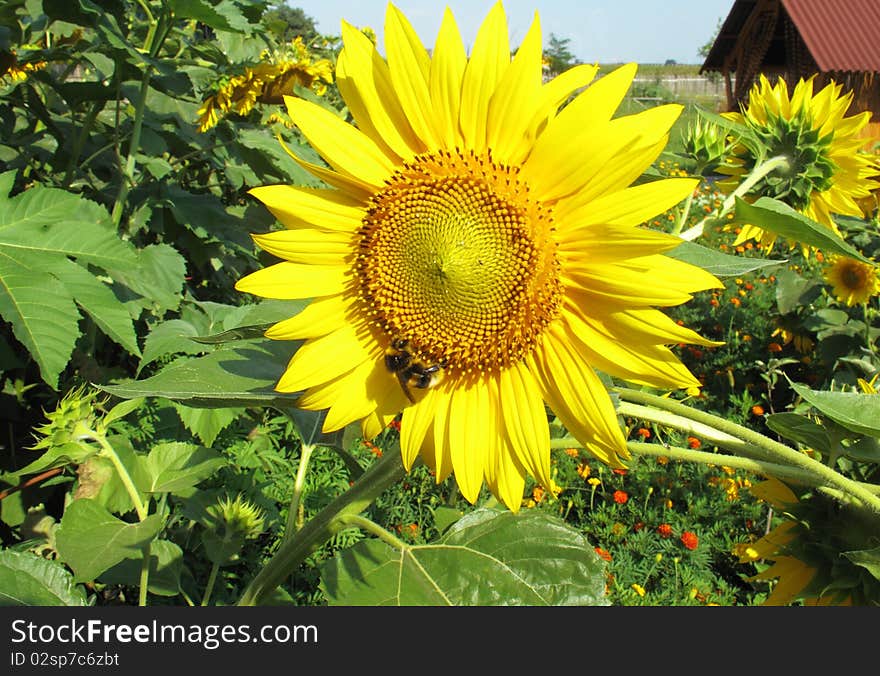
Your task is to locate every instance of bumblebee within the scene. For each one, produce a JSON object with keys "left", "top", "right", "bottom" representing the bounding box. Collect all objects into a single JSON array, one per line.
[{"left": 384, "top": 337, "right": 445, "bottom": 403}]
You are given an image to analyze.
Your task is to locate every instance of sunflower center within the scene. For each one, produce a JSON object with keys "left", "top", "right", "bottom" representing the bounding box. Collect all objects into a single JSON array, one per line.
[
  {"left": 356, "top": 149, "right": 561, "bottom": 376},
  {"left": 841, "top": 263, "right": 867, "bottom": 290}
]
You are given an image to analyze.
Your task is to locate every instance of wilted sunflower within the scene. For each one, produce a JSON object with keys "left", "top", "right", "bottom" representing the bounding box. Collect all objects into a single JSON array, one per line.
[
  {"left": 736, "top": 477, "right": 879, "bottom": 605},
  {"left": 719, "top": 74, "right": 879, "bottom": 248},
  {"left": 823, "top": 255, "right": 880, "bottom": 306},
  {"left": 236, "top": 3, "right": 721, "bottom": 509}
]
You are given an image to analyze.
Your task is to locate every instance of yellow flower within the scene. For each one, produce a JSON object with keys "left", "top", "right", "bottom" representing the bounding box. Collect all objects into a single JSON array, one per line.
[
  {"left": 823, "top": 255, "right": 880, "bottom": 306},
  {"left": 236, "top": 3, "right": 721, "bottom": 510},
  {"left": 719, "top": 74, "right": 880, "bottom": 248},
  {"left": 197, "top": 37, "right": 334, "bottom": 132},
  {"left": 857, "top": 373, "right": 878, "bottom": 394},
  {"left": 0, "top": 51, "right": 47, "bottom": 84},
  {"left": 631, "top": 583, "right": 646, "bottom": 597}
]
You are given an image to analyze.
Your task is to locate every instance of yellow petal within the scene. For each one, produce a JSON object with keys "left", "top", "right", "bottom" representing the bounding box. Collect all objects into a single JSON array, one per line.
[
  {"left": 447, "top": 381, "right": 490, "bottom": 503},
  {"left": 284, "top": 95, "right": 395, "bottom": 187},
  {"left": 558, "top": 223, "right": 685, "bottom": 261},
  {"left": 400, "top": 386, "right": 442, "bottom": 470},
  {"left": 485, "top": 12, "right": 542, "bottom": 164},
  {"left": 235, "top": 261, "right": 348, "bottom": 300},
  {"left": 527, "top": 63, "right": 599, "bottom": 139},
  {"left": 558, "top": 178, "right": 698, "bottom": 228},
  {"left": 275, "top": 136, "right": 376, "bottom": 201},
  {"left": 337, "top": 20, "right": 423, "bottom": 161},
  {"left": 459, "top": 2, "right": 509, "bottom": 152},
  {"left": 426, "top": 387, "right": 454, "bottom": 483},
  {"left": 528, "top": 325, "right": 628, "bottom": 467},
  {"left": 249, "top": 185, "right": 365, "bottom": 233},
  {"left": 385, "top": 4, "right": 440, "bottom": 148},
  {"left": 252, "top": 228, "right": 353, "bottom": 265},
  {"left": 498, "top": 362, "right": 551, "bottom": 489},
  {"left": 275, "top": 324, "right": 371, "bottom": 392},
  {"left": 428, "top": 8, "right": 467, "bottom": 149},
  {"left": 265, "top": 294, "right": 350, "bottom": 340}
]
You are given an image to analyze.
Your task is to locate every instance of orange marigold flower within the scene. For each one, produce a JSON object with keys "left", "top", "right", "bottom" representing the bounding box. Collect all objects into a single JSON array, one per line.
[
  {"left": 768, "top": 342, "right": 783, "bottom": 353},
  {"left": 656, "top": 455, "right": 669, "bottom": 465},
  {"left": 564, "top": 447, "right": 579, "bottom": 457},
  {"left": 709, "top": 298, "right": 720, "bottom": 307},
  {"left": 730, "top": 297, "right": 741, "bottom": 307},
  {"left": 613, "top": 490, "right": 629, "bottom": 504},
  {"left": 751, "top": 405, "right": 765, "bottom": 416},
  {"left": 594, "top": 547, "right": 612, "bottom": 562},
  {"left": 388, "top": 418, "right": 401, "bottom": 432},
  {"left": 687, "top": 436, "right": 701, "bottom": 449},
  {"left": 633, "top": 521, "right": 645, "bottom": 532},
  {"left": 657, "top": 523, "right": 673, "bottom": 538},
  {"left": 612, "top": 468, "right": 628, "bottom": 475},
  {"left": 636, "top": 427, "right": 651, "bottom": 439},
  {"left": 680, "top": 531, "right": 699, "bottom": 550}
]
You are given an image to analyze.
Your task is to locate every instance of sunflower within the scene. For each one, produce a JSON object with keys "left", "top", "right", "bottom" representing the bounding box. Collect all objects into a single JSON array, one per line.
[
  {"left": 236, "top": 3, "right": 722, "bottom": 510},
  {"left": 736, "top": 477, "right": 878, "bottom": 605},
  {"left": 822, "top": 255, "right": 880, "bottom": 306},
  {"left": 719, "top": 74, "right": 879, "bottom": 249}
]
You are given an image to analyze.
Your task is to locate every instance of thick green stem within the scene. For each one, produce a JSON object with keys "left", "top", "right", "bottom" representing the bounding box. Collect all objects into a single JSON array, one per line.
[
  {"left": 336, "top": 514, "right": 409, "bottom": 550},
  {"left": 670, "top": 188, "right": 695, "bottom": 236},
  {"left": 201, "top": 562, "right": 220, "bottom": 607},
  {"left": 614, "top": 388, "right": 880, "bottom": 516},
  {"left": 237, "top": 451, "right": 407, "bottom": 606},
  {"left": 138, "top": 544, "right": 151, "bottom": 607},
  {"left": 679, "top": 155, "right": 791, "bottom": 241},
  {"left": 110, "top": 69, "right": 151, "bottom": 227},
  {"left": 93, "top": 434, "right": 147, "bottom": 521}
]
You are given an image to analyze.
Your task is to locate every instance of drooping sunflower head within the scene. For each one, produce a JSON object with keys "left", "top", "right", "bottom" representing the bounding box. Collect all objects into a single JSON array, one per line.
[
  {"left": 720, "top": 74, "right": 880, "bottom": 247},
  {"left": 236, "top": 2, "right": 722, "bottom": 509},
  {"left": 822, "top": 255, "right": 880, "bottom": 306},
  {"left": 737, "top": 477, "right": 879, "bottom": 605}
]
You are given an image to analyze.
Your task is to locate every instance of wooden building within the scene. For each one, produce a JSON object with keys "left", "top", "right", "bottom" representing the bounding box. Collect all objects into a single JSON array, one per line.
[{"left": 700, "top": 0, "right": 880, "bottom": 143}]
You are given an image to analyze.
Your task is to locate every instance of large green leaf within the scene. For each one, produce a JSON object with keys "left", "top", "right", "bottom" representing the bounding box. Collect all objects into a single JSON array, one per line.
[
  {"left": 764, "top": 412, "right": 831, "bottom": 454},
  {"left": 789, "top": 380, "right": 880, "bottom": 439},
  {"left": 320, "top": 508, "right": 609, "bottom": 606},
  {"left": 0, "top": 550, "right": 88, "bottom": 606},
  {"left": 55, "top": 499, "right": 164, "bottom": 583},
  {"left": 731, "top": 197, "right": 870, "bottom": 261},
  {"left": 172, "top": 402, "right": 243, "bottom": 447},
  {"left": 98, "top": 539, "right": 184, "bottom": 596},
  {"left": 842, "top": 547, "right": 880, "bottom": 583},
  {"left": 99, "top": 339, "right": 299, "bottom": 408},
  {"left": 106, "top": 243, "right": 187, "bottom": 314},
  {"left": 136, "top": 442, "right": 226, "bottom": 494},
  {"left": 666, "top": 240, "right": 784, "bottom": 278},
  {"left": 775, "top": 268, "right": 822, "bottom": 315}
]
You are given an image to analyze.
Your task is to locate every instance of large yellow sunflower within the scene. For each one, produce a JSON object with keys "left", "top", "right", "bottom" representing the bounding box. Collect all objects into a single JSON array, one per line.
[
  {"left": 720, "top": 74, "right": 879, "bottom": 248},
  {"left": 236, "top": 3, "right": 722, "bottom": 509},
  {"left": 823, "top": 255, "right": 880, "bottom": 306}
]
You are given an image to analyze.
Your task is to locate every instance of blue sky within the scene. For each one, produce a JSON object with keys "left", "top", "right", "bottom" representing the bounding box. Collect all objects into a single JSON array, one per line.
[{"left": 295, "top": 0, "right": 736, "bottom": 65}]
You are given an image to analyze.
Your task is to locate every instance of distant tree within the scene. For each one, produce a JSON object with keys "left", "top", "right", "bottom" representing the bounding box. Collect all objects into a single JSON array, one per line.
[
  {"left": 264, "top": 4, "right": 320, "bottom": 43},
  {"left": 664, "top": 59, "right": 677, "bottom": 66},
  {"left": 544, "top": 33, "right": 577, "bottom": 75}
]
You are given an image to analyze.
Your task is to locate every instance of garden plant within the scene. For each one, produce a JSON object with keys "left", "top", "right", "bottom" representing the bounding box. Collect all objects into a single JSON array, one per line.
[{"left": 1, "top": 0, "right": 879, "bottom": 608}]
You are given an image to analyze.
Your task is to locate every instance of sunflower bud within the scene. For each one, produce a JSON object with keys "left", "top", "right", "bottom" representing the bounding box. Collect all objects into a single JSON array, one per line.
[
  {"left": 681, "top": 117, "right": 735, "bottom": 175},
  {"left": 31, "top": 385, "right": 104, "bottom": 450},
  {"left": 202, "top": 494, "right": 266, "bottom": 566}
]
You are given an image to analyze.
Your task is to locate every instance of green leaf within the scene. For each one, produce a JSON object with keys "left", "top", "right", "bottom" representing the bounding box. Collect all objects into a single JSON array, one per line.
[
  {"left": 320, "top": 508, "right": 609, "bottom": 606},
  {"left": 666, "top": 240, "right": 784, "bottom": 278},
  {"left": 842, "top": 547, "right": 880, "bottom": 582},
  {"left": 55, "top": 499, "right": 164, "bottom": 583},
  {"left": 731, "top": 197, "right": 870, "bottom": 262},
  {"left": 764, "top": 413, "right": 831, "bottom": 454},
  {"left": 843, "top": 437, "right": 880, "bottom": 464},
  {"left": 13, "top": 442, "right": 96, "bottom": 480},
  {"left": 139, "top": 318, "right": 209, "bottom": 374},
  {"left": 99, "top": 339, "right": 299, "bottom": 408},
  {"left": 775, "top": 268, "right": 822, "bottom": 315},
  {"left": 172, "top": 402, "right": 243, "bottom": 447},
  {"left": 0, "top": 550, "right": 88, "bottom": 606},
  {"left": 102, "top": 397, "right": 146, "bottom": 429},
  {"left": 106, "top": 243, "right": 186, "bottom": 314},
  {"left": 168, "top": 0, "right": 252, "bottom": 32},
  {"left": 137, "top": 442, "right": 225, "bottom": 494},
  {"left": 789, "top": 380, "right": 880, "bottom": 438},
  {"left": 98, "top": 539, "right": 183, "bottom": 596},
  {"left": 0, "top": 249, "right": 81, "bottom": 388}
]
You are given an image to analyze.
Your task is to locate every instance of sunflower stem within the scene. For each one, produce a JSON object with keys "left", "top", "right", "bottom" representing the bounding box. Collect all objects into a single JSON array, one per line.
[
  {"left": 670, "top": 187, "right": 695, "bottom": 236},
  {"left": 613, "top": 388, "right": 880, "bottom": 516},
  {"left": 237, "top": 451, "right": 407, "bottom": 606},
  {"left": 335, "top": 513, "right": 409, "bottom": 551},
  {"left": 284, "top": 442, "right": 315, "bottom": 540},
  {"left": 679, "top": 154, "right": 791, "bottom": 241}
]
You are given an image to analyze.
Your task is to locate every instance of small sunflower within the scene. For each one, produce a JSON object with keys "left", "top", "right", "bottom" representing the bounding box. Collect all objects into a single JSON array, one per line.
[
  {"left": 736, "top": 477, "right": 877, "bottom": 605},
  {"left": 822, "top": 255, "right": 880, "bottom": 306},
  {"left": 237, "top": 3, "right": 722, "bottom": 510},
  {"left": 719, "top": 74, "right": 880, "bottom": 248}
]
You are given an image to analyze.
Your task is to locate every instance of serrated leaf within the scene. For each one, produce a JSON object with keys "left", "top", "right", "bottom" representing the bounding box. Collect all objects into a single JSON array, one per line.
[
  {"left": 172, "top": 402, "right": 242, "bottom": 447},
  {"left": 0, "top": 249, "right": 81, "bottom": 388},
  {"left": 666, "top": 240, "right": 784, "bottom": 278},
  {"left": 0, "top": 550, "right": 88, "bottom": 606},
  {"left": 102, "top": 397, "right": 146, "bottom": 428},
  {"left": 320, "top": 508, "right": 609, "bottom": 606},
  {"left": 168, "top": 0, "right": 252, "bottom": 32},
  {"left": 139, "top": 318, "right": 209, "bottom": 374},
  {"left": 137, "top": 442, "right": 225, "bottom": 494},
  {"left": 764, "top": 413, "right": 831, "bottom": 454},
  {"left": 42, "top": 257, "right": 141, "bottom": 357},
  {"left": 731, "top": 197, "right": 870, "bottom": 261},
  {"left": 55, "top": 499, "right": 164, "bottom": 583},
  {"left": 98, "top": 539, "right": 183, "bottom": 596},
  {"left": 99, "top": 338, "right": 299, "bottom": 408},
  {"left": 106, "top": 243, "right": 186, "bottom": 314},
  {"left": 789, "top": 380, "right": 880, "bottom": 438}
]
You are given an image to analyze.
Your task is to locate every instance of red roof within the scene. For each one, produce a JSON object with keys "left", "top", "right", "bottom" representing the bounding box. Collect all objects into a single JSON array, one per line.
[
  {"left": 782, "top": 0, "right": 880, "bottom": 72},
  {"left": 702, "top": 0, "right": 880, "bottom": 73}
]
